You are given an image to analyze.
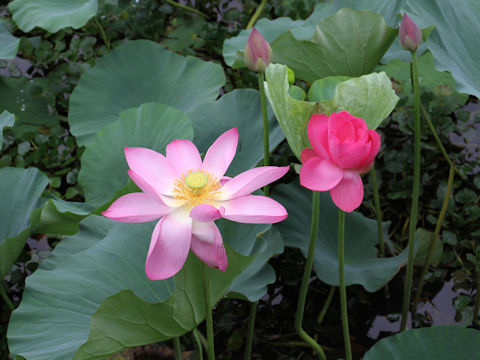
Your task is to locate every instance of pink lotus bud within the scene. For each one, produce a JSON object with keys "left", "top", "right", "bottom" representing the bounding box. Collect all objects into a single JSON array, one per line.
[
  {"left": 244, "top": 27, "right": 272, "bottom": 72},
  {"left": 399, "top": 13, "right": 422, "bottom": 52}
]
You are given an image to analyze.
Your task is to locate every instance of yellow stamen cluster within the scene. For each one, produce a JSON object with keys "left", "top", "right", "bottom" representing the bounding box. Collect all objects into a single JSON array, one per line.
[{"left": 173, "top": 170, "right": 221, "bottom": 207}]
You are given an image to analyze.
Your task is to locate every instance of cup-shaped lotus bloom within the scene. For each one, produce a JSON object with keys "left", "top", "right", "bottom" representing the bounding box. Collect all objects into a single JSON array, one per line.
[
  {"left": 399, "top": 13, "right": 422, "bottom": 52},
  {"left": 102, "top": 128, "right": 289, "bottom": 280},
  {"left": 299, "top": 111, "right": 381, "bottom": 212},
  {"left": 244, "top": 27, "right": 272, "bottom": 72}
]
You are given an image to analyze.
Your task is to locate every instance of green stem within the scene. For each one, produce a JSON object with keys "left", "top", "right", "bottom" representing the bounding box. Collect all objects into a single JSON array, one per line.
[
  {"left": 317, "top": 286, "right": 335, "bottom": 325},
  {"left": 246, "top": 0, "right": 268, "bottom": 29},
  {"left": 400, "top": 50, "right": 421, "bottom": 332},
  {"left": 173, "top": 337, "right": 182, "bottom": 360},
  {"left": 0, "top": 280, "right": 14, "bottom": 312},
  {"left": 192, "top": 329, "right": 204, "bottom": 360},
  {"left": 258, "top": 71, "right": 270, "bottom": 196},
  {"left": 244, "top": 301, "right": 258, "bottom": 360},
  {"left": 294, "top": 191, "right": 327, "bottom": 360},
  {"left": 421, "top": 104, "right": 468, "bottom": 183},
  {"left": 94, "top": 17, "right": 111, "bottom": 51},
  {"left": 203, "top": 265, "right": 215, "bottom": 360},
  {"left": 412, "top": 163, "right": 455, "bottom": 314},
  {"left": 193, "top": 328, "right": 208, "bottom": 352},
  {"left": 338, "top": 210, "right": 352, "bottom": 360},
  {"left": 166, "top": 0, "right": 209, "bottom": 18},
  {"left": 370, "top": 164, "right": 385, "bottom": 257}
]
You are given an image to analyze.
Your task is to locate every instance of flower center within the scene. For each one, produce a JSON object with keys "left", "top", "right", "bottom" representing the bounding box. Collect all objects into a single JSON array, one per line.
[
  {"left": 185, "top": 171, "right": 208, "bottom": 192},
  {"left": 173, "top": 170, "right": 221, "bottom": 207}
]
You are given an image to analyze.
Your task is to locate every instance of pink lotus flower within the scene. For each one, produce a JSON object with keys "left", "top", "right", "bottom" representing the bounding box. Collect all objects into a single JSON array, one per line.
[
  {"left": 299, "top": 111, "right": 381, "bottom": 212},
  {"left": 244, "top": 27, "right": 272, "bottom": 72},
  {"left": 102, "top": 128, "right": 289, "bottom": 280},
  {"left": 399, "top": 13, "right": 422, "bottom": 52}
]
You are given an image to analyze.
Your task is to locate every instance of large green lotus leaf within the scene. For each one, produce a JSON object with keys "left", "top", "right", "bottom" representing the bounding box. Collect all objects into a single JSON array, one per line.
[
  {"left": 332, "top": 71, "right": 399, "bottom": 130},
  {"left": 78, "top": 103, "right": 194, "bottom": 207},
  {"left": 0, "top": 77, "right": 58, "bottom": 138},
  {"left": 191, "top": 89, "right": 284, "bottom": 176},
  {"left": 222, "top": 0, "right": 404, "bottom": 68},
  {"left": 228, "top": 226, "right": 284, "bottom": 301},
  {"left": 377, "top": 51, "right": 468, "bottom": 102},
  {"left": 363, "top": 325, "right": 480, "bottom": 359},
  {"left": 307, "top": 76, "right": 351, "bottom": 102},
  {"left": 272, "top": 181, "right": 411, "bottom": 292},
  {"left": 0, "top": 20, "right": 20, "bottom": 59},
  {"left": 265, "top": 64, "right": 398, "bottom": 159},
  {"left": 8, "top": 0, "right": 98, "bottom": 33},
  {"left": 74, "top": 246, "right": 251, "bottom": 360},
  {"left": 8, "top": 218, "right": 175, "bottom": 360},
  {"left": 405, "top": 0, "right": 480, "bottom": 98},
  {"left": 0, "top": 110, "right": 15, "bottom": 148},
  {"left": 0, "top": 167, "right": 48, "bottom": 278},
  {"left": 271, "top": 8, "right": 397, "bottom": 83},
  {"left": 32, "top": 197, "right": 96, "bottom": 235},
  {"left": 69, "top": 40, "right": 225, "bottom": 146},
  {"left": 264, "top": 64, "right": 316, "bottom": 160}
]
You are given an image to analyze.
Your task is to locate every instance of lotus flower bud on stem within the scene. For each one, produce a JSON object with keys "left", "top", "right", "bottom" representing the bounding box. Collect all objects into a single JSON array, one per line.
[
  {"left": 399, "top": 13, "right": 422, "bottom": 52},
  {"left": 244, "top": 27, "right": 272, "bottom": 72}
]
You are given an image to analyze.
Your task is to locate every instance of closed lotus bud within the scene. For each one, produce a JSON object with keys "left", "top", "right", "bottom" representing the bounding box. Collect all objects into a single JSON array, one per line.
[
  {"left": 399, "top": 13, "right": 422, "bottom": 52},
  {"left": 244, "top": 27, "right": 272, "bottom": 72}
]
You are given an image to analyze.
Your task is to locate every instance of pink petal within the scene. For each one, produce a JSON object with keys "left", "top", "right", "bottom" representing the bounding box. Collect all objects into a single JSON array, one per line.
[
  {"left": 329, "top": 170, "right": 364, "bottom": 212},
  {"left": 300, "top": 148, "right": 318, "bottom": 164},
  {"left": 166, "top": 139, "right": 202, "bottom": 175},
  {"left": 329, "top": 111, "right": 367, "bottom": 140},
  {"left": 191, "top": 221, "right": 227, "bottom": 271},
  {"left": 300, "top": 158, "right": 343, "bottom": 191},
  {"left": 328, "top": 135, "right": 372, "bottom": 169},
  {"left": 202, "top": 128, "right": 238, "bottom": 179},
  {"left": 307, "top": 115, "right": 331, "bottom": 161},
  {"left": 145, "top": 212, "right": 192, "bottom": 280},
  {"left": 359, "top": 130, "right": 381, "bottom": 167},
  {"left": 217, "top": 166, "right": 289, "bottom": 200},
  {"left": 329, "top": 113, "right": 356, "bottom": 142},
  {"left": 190, "top": 204, "right": 225, "bottom": 222},
  {"left": 124, "top": 147, "right": 177, "bottom": 196},
  {"left": 102, "top": 192, "right": 171, "bottom": 223},
  {"left": 222, "top": 195, "right": 287, "bottom": 224}
]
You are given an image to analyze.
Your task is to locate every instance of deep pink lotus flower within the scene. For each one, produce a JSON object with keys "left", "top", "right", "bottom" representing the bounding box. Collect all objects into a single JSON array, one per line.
[
  {"left": 299, "top": 111, "right": 381, "bottom": 212},
  {"left": 244, "top": 27, "right": 272, "bottom": 72},
  {"left": 102, "top": 129, "right": 289, "bottom": 280},
  {"left": 399, "top": 13, "right": 422, "bottom": 52}
]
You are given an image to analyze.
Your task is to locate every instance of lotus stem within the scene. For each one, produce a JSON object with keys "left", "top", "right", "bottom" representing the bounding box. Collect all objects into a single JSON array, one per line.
[
  {"left": 420, "top": 104, "right": 469, "bottom": 184},
  {"left": 0, "top": 280, "right": 14, "bottom": 312},
  {"left": 317, "top": 286, "right": 336, "bottom": 325},
  {"left": 258, "top": 71, "right": 270, "bottom": 196},
  {"left": 412, "top": 163, "right": 454, "bottom": 314},
  {"left": 165, "top": 0, "right": 209, "bottom": 18},
  {"left": 400, "top": 50, "right": 421, "bottom": 331},
  {"left": 338, "top": 210, "right": 352, "bottom": 360},
  {"left": 174, "top": 337, "right": 182, "bottom": 360},
  {"left": 192, "top": 329, "right": 204, "bottom": 360},
  {"left": 94, "top": 17, "right": 111, "bottom": 51},
  {"left": 246, "top": 0, "right": 268, "bottom": 29},
  {"left": 244, "top": 301, "right": 258, "bottom": 360},
  {"left": 294, "top": 191, "right": 327, "bottom": 360},
  {"left": 203, "top": 264, "right": 215, "bottom": 360},
  {"left": 370, "top": 164, "right": 385, "bottom": 257}
]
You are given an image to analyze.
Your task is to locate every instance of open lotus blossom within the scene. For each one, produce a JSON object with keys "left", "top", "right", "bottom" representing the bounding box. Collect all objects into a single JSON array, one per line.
[
  {"left": 300, "top": 111, "right": 381, "bottom": 212},
  {"left": 102, "top": 128, "right": 289, "bottom": 280}
]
